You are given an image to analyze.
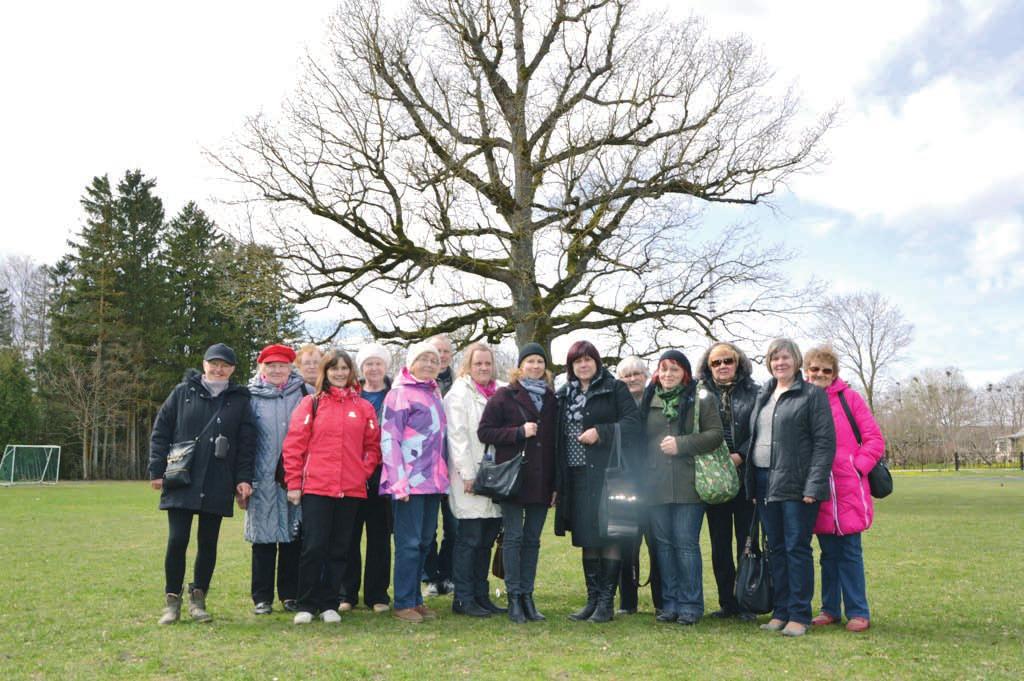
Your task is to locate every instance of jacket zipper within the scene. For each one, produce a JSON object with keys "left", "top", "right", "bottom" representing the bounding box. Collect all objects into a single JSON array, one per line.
[{"left": 829, "top": 472, "right": 842, "bottom": 535}]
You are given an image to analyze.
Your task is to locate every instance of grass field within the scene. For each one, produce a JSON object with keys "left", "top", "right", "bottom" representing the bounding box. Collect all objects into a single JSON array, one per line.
[{"left": 1, "top": 472, "right": 1022, "bottom": 680}]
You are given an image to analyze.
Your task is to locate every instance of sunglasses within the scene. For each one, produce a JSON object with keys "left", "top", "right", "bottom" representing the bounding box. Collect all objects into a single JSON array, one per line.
[
  {"left": 709, "top": 357, "right": 736, "bottom": 368},
  {"left": 807, "top": 366, "right": 834, "bottom": 375}
]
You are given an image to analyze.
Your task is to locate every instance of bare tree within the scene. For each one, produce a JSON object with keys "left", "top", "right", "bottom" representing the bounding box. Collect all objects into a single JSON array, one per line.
[
  {"left": 213, "top": 0, "right": 833, "bottom": 358},
  {"left": 0, "top": 255, "right": 51, "bottom": 360},
  {"left": 812, "top": 291, "right": 913, "bottom": 411}
]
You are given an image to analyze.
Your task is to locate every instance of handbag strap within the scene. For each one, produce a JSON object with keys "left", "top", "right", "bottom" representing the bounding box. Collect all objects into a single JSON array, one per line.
[
  {"left": 192, "top": 400, "right": 227, "bottom": 443},
  {"left": 837, "top": 390, "right": 861, "bottom": 445}
]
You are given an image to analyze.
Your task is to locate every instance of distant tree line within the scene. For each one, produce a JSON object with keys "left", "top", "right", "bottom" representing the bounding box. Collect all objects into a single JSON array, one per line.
[{"left": 0, "top": 170, "right": 299, "bottom": 479}]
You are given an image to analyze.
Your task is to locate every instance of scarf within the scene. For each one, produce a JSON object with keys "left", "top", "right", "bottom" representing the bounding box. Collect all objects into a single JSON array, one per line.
[
  {"left": 566, "top": 379, "right": 587, "bottom": 423},
  {"left": 201, "top": 377, "right": 229, "bottom": 397},
  {"left": 655, "top": 383, "right": 685, "bottom": 421},
  {"left": 474, "top": 380, "right": 498, "bottom": 400},
  {"left": 520, "top": 377, "right": 548, "bottom": 411}
]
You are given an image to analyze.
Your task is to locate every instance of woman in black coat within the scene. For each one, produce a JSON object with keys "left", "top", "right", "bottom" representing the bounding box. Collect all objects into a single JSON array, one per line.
[
  {"left": 746, "top": 338, "right": 836, "bottom": 637},
  {"left": 477, "top": 342, "right": 557, "bottom": 623},
  {"left": 554, "top": 341, "right": 641, "bottom": 623},
  {"left": 148, "top": 343, "right": 256, "bottom": 625}
]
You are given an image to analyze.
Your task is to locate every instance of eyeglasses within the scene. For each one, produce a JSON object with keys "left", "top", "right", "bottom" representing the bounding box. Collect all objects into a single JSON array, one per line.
[
  {"left": 807, "top": 366, "right": 834, "bottom": 375},
  {"left": 709, "top": 357, "right": 736, "bottom": 368}
]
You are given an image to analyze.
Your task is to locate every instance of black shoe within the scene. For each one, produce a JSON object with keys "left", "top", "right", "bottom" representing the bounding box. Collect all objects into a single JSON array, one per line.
[
  {"left": 656, "top": 610, "right": 678, "bottom": 623},
  {"left": 737, "top": 612, "right": 757, "bottom": 622},
  {"left": 568, "top": 557, "right": 602, "bottom": 621},
  {"left": 476, "top": 594, "right": 507, "bottom": 614},
  {"left": 281, "top": 599, "right": 299, "bottom": 613},
  {"left": 588, "top": 558, "right": 621, "bottom": 623},
  {"left": 452, "top": 599, "right": 491, "bottom": 617},
  {"left": 616, "top": 607, "right": 637, "bottom": 615},
  {"left": 710, "top": 609, "right": 738, "bottom": 619},
  {"left": 521, "top": 593, "right": 545, "bottom": 622},
  {"left": 253, "top": 601, "right": 272, "bottom": 615},
  {"left": 508, "top": 594, "right": 527, "bottom": 624},
  {"left": 677, "top": 614, "right": 699, "bottom": 626}
]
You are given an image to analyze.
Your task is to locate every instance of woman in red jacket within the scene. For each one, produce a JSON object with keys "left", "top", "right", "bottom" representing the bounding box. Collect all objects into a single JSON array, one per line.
[{"left": 282, "top": 349, "right": 382, "bottom": 624}]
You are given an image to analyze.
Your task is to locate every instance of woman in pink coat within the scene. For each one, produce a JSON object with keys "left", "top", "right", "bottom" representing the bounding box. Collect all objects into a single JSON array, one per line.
[{"left": 804, "top": 346, "right": 885, "bottom": 633}]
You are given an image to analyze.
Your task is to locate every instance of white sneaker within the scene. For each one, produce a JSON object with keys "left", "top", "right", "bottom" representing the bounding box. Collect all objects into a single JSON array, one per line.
[
  {"left": 293, "top": 611, "right": 314, "bottom": 624},
  {"left": 321, "top": 609, "right": 341, "bottom": 623}
]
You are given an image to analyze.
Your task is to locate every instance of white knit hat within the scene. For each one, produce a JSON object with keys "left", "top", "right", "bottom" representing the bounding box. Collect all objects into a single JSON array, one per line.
[
  {"left": 356, "top": 342, "right": 391, "bottom": 373},
  {"left": 405, "top": 341, "right": 440, "bottom": 369}
]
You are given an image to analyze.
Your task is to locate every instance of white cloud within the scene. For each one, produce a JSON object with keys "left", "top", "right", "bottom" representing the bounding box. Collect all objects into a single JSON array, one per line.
[{"left": 966, "top": 214, "right": 1024, "bottom": 292}]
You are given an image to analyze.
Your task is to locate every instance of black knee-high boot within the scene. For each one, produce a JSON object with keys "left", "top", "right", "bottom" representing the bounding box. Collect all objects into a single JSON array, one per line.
[
  {"left": 568, "top": 556, "right": 602, "bottom": 621},
  {"left": 588, "top": 558, "right": 621, "bottom": 623}
]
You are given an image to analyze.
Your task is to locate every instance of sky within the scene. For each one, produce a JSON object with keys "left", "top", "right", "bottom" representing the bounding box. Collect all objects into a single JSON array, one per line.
[{"left": 1, "top": 0, "right": 1021, "bottom": 388}]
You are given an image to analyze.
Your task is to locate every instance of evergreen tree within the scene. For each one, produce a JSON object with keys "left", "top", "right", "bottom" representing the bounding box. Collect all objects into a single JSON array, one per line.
[{"left": 0, "top": 348, "right": 38, "bottom": 447}]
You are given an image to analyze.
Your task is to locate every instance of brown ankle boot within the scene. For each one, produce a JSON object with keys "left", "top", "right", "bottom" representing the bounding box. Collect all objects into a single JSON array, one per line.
[
  {"left": 158, "top": 592, "right": 181, "bottom": 625},
  {"left": 188, "top": 587, "right": 213, "bottom": 623}
]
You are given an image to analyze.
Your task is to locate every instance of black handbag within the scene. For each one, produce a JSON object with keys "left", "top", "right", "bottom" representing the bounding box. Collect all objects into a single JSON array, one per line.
[
  {"left": 472, "top": 446, "right": 525, "bottom": 501},
  {"left": 598, "top": 424, "right": 641, "bottom": 540},
  {"left": 837, "top": 390, "right": 893, "bottom": 499},
  {"left": 735, "top": 510, "right": 773, "bottom": 614},
  {"left": 164, "top": 404, "right": 225, "bottom": 490}
]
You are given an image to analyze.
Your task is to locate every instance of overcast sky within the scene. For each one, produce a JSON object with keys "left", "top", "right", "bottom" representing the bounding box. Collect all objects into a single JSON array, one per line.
[{"left": 1, "top": 0, "right": 1021, "bottom": 388}]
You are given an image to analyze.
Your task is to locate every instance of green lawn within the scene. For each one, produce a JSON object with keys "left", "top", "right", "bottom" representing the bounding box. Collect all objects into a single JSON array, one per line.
[{"left": 1, "top": 472, "right": 1022, "bottom": 680}]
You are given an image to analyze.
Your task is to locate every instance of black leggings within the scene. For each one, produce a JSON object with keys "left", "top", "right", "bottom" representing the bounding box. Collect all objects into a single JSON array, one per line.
[{"left": 165, "top": 509, "right": 223, "bottom": 594}]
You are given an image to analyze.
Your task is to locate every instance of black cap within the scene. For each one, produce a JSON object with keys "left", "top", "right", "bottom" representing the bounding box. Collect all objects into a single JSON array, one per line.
[
  {"left": 203, "top": 343, "right": 238, "bottom": 366},
  {"left": 658, "top": 349, "right": 691, "bottom": 376},
  {"left": 518, "top": 342, "right": 548, "bottom": 367}
]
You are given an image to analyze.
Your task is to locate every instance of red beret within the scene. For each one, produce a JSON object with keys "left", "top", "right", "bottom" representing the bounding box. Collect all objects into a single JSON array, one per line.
[{"left": 257, "top": 344, "right": 297, "bottom": 365}]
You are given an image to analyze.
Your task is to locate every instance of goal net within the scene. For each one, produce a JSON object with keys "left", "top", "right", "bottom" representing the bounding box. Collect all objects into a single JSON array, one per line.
[{"left": 0, "top": 445, "right": 61, "bottom": 485}]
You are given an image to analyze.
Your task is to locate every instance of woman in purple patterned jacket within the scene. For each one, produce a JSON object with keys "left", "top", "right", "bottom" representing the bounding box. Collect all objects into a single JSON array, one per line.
[{"left": 379, "top": 341, "right": 450, "bottom": 623}]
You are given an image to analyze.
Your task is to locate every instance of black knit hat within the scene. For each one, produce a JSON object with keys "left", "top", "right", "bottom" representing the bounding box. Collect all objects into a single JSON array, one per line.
[
  {"left": 204, "top": 342, "right": 238, "bottom": 366},
  {"left": 518, "top": 342, "right": 548, "bottom": 367},
  {"left": 658, "top": 349, "right": 691, "bottom": 376}
]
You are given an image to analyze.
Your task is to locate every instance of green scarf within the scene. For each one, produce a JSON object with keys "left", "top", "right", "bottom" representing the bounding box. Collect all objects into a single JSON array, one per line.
[{"left": 655, "top": 384, "right": 685, "bottom": 421}]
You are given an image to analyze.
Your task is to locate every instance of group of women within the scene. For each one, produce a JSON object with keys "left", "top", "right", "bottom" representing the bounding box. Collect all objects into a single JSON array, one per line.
[{"left": 149, "top": 335, "right": 885, "bottom": 636}]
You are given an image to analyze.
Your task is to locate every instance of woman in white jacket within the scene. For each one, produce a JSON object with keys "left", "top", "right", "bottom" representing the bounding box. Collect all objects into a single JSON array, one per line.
[{"left": 443, "top": 342, "right": 506, "bottom": 617}]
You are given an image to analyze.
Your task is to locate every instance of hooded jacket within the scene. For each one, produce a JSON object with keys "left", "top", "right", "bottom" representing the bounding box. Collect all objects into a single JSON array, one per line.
[
  {"left": 244, "top": 370, "right": 308, "bottom": 543},
  {"left": 149, "top": 369, "right": 256, "bottom": 517},
  {"left": 378, "top": 367, "right": 450, "bottom": 499},
  {"left": 814, "top": 378, "right": 885, "bottom": 535},
  {"left": 281, "top": 385, "right": 382, "bottom": 499}
]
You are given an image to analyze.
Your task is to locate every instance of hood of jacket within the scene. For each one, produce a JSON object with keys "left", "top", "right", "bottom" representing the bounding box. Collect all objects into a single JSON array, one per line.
[
  {"left": 824, "top": 376, "right": 850, "bottom": 397},
  {"left": 183, "top": 368, "right": 247, "bottom": 397},
  {"left": 694, "top": 345, "right": 755, "bottom": 385},
  {"left": 396, "top": 366, "right": 440, "bottom": 393}
]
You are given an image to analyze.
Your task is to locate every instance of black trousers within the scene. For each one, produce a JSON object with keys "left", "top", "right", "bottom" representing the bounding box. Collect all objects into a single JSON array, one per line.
[
  {"left": 296, "top": 494, "right": 359, "bottom": 613},
  {"left": 451, "top": 517, "right": 502, "bottom": 603},
  {"left": 251, "top": 540, "right": 300, "bottom": 604},
  {"left": 423, "top": 495, "right": 457, "bottom": 583},
  {"left": 340, "top": 494, "right": 393, "bottom": 606},
  {"left": 164, "top": 509, "right": 223, "bottom": 595},
  {"left": 618, "top": 516, "right": 663, "bottom": 611},
  {"left": 705, "top": 486, "right": 755, "bottom": 613}
]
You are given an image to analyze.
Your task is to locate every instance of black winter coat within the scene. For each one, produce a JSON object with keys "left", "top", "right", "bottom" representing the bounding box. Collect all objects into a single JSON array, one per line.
[
  {"left": 477, "top": 381, "right": 557, "bottom": 506},
  {"left": 149, "top": 370, "right": 257, "bottom": 517},
  {"left": 553, "top": 369, "right": 641, "bottom": 537},
  {"left": 702, "top": 375, "right": 759, "bottom": 484},
  {"left": 744, "top": 373, "right": 836, "bottom": 503}
]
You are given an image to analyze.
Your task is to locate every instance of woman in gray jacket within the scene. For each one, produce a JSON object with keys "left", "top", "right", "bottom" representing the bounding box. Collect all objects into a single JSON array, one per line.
[{"left": 244, "top": 344, "right": 309, "bottom": 615}]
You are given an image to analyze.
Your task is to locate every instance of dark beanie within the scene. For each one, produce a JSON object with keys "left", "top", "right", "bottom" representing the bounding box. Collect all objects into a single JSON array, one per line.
[
  {"left": 518, "top": 342, "right": 548, "bottom": 367},
  {"left": 658, "top": 349, "right": 691, "bottom": 376}
]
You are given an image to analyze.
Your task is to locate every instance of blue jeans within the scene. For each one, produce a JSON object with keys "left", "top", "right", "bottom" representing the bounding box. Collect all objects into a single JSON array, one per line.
[
  {"left": 818, "top": 532, "right": 870, "bottom": 620},
  {"left": 392, "top": 494, "right": 441, "bottom": 610},
  {"left": 499, "top": 502, "right": 548, "bottom": 596},
  {"left": 649, "top": 502, "right": 704, "bottom": 619},
  {"left": 754, "top": 467, "right": 819, "bottom": 625}
]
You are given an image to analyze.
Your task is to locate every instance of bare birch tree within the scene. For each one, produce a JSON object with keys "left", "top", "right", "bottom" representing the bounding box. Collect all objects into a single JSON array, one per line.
[
  {"left": 812, "top": 291, "right": 913, "bottom": 411},
  {"left": 214, "top": 0, "right": 834, "bottom": 359}
]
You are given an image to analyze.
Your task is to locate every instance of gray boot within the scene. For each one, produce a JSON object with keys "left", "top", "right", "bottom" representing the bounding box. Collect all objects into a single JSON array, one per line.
[
  {"left": 158, "top": 592, "right": 181, "bottom": 625},
  {"left": 188, "top": 587, "right": 213, "bottom": 623}
]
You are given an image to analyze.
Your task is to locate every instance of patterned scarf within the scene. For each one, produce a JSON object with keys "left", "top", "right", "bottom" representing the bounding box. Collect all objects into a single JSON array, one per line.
[
  {"left": 520, "top": 377, "right": 548, "bottom": 411},
  {"left": 565, "top": 379, "right": 588, "bottom": 423},
  {"left": 655, "top": 383, "right": 685, "bottom": 421}
]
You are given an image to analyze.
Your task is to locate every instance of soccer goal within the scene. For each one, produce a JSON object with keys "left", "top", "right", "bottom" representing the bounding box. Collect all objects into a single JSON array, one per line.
[{"left": 0, "top": 445, "right": 61, "bottom": 485}]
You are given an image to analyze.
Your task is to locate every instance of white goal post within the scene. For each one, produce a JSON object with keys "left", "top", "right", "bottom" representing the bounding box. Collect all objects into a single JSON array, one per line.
[{"left": 0, "top": 445, "right": 61, "bottom": 485}]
